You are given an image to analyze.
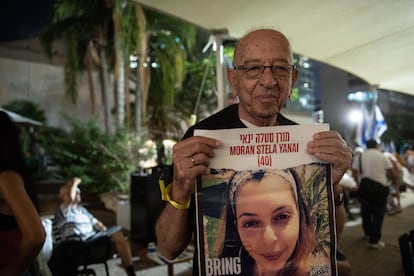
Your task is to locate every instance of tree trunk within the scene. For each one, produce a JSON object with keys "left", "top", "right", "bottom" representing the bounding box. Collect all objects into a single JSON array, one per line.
[
  {"left": 98, "top": 28, "right": 112, "bottom": 134},
  {"left": 113, "top": 3, "right": 125, "bottom": 128},
  {"left": 134, "top": 64, "right": 142, "bottom": 134},
  {"left": 135, "top": 4, "right": 149, "bottom": 132},
  {"left": 84, "top": 42, "right": 97, "bottom": 115},
  {"left": 124, "top": 62, "right": 130, "bottom": 128}
]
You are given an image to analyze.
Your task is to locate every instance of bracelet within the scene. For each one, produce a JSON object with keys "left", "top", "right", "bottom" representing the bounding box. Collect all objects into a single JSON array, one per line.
[{"left": 159, "top": 179, "right": 190, "bottom": 210}]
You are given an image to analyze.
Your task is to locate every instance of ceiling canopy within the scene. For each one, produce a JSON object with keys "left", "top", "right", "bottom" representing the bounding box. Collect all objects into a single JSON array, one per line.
[{"left": 136, "top": 0, "right": 414, "bottom": 96}]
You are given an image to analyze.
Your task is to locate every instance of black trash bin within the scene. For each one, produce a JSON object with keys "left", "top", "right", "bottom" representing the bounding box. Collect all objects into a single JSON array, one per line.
[{"left": 130, "top": 165, "right": 171, "bottom": 246}]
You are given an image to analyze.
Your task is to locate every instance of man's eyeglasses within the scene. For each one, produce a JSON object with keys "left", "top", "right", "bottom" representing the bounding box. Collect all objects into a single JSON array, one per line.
[{"left": 234, "top": 64, "right": 296, "bottom": 80}]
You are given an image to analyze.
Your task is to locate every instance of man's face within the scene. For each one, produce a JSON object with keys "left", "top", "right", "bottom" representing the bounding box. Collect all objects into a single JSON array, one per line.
[{"left": 228, "top": 30, "right": 298, "bottom": 126}]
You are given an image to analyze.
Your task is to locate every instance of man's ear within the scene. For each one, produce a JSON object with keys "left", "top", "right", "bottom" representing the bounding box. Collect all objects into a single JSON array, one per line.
[{"left": 227, "top": 69, "right": 238, "bottom": 97}]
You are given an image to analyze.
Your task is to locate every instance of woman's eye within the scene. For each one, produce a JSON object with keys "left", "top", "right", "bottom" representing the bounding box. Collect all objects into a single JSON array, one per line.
[
  {"left": 274, "top": 213, "right": 291, "bottom": 222},
  {"left": 242, "top": 220, "right": 260, "bottom": 228}
]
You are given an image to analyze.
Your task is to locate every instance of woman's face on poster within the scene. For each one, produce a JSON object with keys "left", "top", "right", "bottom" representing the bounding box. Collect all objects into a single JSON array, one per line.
[{"left": 235, "top": 174, "right": 299, "bottom": 274}]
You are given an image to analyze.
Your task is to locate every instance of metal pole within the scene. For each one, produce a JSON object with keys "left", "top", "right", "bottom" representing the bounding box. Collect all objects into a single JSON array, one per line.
[{"left": 215, "top": 34, "right": 225, "bottom": 111}]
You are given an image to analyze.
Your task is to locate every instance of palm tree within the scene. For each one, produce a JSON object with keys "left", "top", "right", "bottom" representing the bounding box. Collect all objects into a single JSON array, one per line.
[
  {"left": 134, "top": 4, "right": 148, "bottom": 135},
  {"left": 176, "top": 46, "right": 218, "bottom": 124},
  {"left": 112, "top": 0, "right": 139, "bottom": 128},
  {"left": 139, "top": 9, "right": 199, "bottom": 163},
  {"left": 40, "top": 0, "right": 116, "bottom": 133},
  {"left": 41, "top": 1, "right": 217, "bottom": 149}
]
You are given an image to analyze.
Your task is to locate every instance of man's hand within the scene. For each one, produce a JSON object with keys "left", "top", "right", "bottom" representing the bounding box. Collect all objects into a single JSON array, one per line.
[
  {"left": 170, "top": 136, "right": 220, "bottom": 204},
  {"left": 72, "top": 177, "right": 81, "bottom": 186},
  {"left": 94, "top": 221, "right": 107, "bottom": 232},
  {"left": 156, "top": 136, "right": 220, "bottom": 259},
  {"left": 307, "top": 131, "right": 352, "bottom": 185}
]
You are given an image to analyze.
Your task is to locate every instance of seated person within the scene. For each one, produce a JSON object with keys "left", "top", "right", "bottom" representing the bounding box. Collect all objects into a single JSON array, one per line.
[{"left": 54, "top": 177, "right": 136, "bottom": 276}]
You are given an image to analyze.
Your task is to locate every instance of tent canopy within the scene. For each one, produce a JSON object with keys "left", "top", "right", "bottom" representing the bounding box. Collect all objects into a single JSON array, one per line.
[{"left": 136, "top": 0, "right": 414, "bottom": 96}]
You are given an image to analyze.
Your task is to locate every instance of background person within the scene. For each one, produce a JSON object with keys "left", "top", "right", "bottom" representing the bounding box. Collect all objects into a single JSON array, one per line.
[
  {"left": 219, "top": 169, "right": 315, "bottom": 276},
  {"left": 338, "top": 169, "right": 358, "bottom": 220},
  {"left": 384, "top": 152, "right": 402, "bottom": 215},
  {"left": 351, "top": 139, "right": 396, "bottom": 249},
  {"left": 155, "top": 28, "right": 353, "bottom": 275},
  {"left": 52, "top": 177, "right": 136, "bottom": 276},
  {"left": 403, "top": 144, "right": 414, "bottom": 173},
  {"left": 0, "top": 111, "right": 46, "bottom": 276}
]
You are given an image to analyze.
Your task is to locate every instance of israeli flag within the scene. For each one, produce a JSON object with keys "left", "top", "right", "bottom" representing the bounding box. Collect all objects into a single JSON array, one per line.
[
  {"left": 373, "top": 104, "right": 387, "bottom": 141},
  {"left": 356, "top": 104, "right": 387, "bottom": 146}
]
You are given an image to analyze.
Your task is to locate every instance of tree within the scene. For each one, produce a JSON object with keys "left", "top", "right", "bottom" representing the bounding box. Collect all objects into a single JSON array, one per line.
[
  {"left": 112, "top": 0, "right": 139, "bottom": 128},
  {"left": 40, "top": 0, "right": 116, "bottom": 133},
  {"left": 43, "top": 118, "right": 142, "bottom": 193},
  {"left": 2, "top": 100, "right": 46, "bottom": 123},
  {"left": 2, "top": 100, "right": 46, "bottom": 156},
  {"left": 133, "top": 4, "right": 147, "bottom": 134},
  {"left": 41, "top": 1, "right": 219, "bottom": 161},
  {"left": 176, "top": 45, "right": 218, "bottom": 124},
  {"left": 139, "top": 9, "right": 199, "bottom": 163},
  {"left": 381, "top": 113, "right": 414, "bottom": 152}
]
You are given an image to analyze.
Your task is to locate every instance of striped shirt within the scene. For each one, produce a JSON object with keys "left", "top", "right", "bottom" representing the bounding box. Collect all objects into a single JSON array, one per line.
[{"left": 55, "top": 203, "right": 98, "bottom": 241}]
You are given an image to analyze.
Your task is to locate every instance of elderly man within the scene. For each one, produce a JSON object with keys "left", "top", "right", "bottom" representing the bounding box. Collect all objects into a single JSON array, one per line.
[
  {"left": 155, "top": 28, "right": 353, "bottom": 275},
  {"left": 54, "top": 177, "right": 136, "bottom": 276}
]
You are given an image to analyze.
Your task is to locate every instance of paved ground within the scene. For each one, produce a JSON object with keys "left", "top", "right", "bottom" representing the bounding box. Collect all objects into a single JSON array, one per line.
[
  {"left": 73, "top": 189, "right": 414, "bottom": 276},
  {"left": 339, "top": 188, "right": 414, "bottom": 276}
]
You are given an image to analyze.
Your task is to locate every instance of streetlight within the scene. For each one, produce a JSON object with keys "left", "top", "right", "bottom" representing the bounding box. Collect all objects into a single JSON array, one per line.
[
  {"left": 347, "top": 87, "right": 387, "bottom": 147},
  {"left": 348, "top": 109, "right": 363, "bottom": 125}
]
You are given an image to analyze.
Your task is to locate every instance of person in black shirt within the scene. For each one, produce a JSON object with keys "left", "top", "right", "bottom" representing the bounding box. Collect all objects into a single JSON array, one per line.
[{"left": 155, "top": 28, "right": 352, "bottom": 275}]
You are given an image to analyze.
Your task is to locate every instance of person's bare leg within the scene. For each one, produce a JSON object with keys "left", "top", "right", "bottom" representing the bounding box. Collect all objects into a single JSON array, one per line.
[{"left": 110, "top": 231, "right": 133, "bottom": 267}]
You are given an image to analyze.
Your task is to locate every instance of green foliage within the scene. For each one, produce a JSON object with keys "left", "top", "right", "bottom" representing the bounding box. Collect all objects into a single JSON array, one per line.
[
  {"left": 176, "top": 53, "right": 217, "bottom": 124},
  {"left": 40, "top": 0, "right": 113, "bottom": 103},
  {"left": 381, "top": 113, "right": 414, "bottom": 152},
  {"left": 116, "top": 0, "right": 138, "bottom": 55},
  {"left": 223, "top": 46, "right": 235, "bottom": 62},
  {"left": 290, "top": 87, "right": 300, "bottom": 102},
  {"left": 43, "top": 118, "right": 142, "bottom": 193},
  {"left": 145, "top": 8, "right": 197, "bottom": 119},
  {"left": 2, "top": 100, "right": 46, "bottom": 123},
  {"left": 2, "top": 100, "right": 46, "bottom": 155},
  {"left": 295, "top": 164, "right": 331, "bottom": 257},
  {"left": 142, "top": 10, "right": 214, "bottom": 163}
]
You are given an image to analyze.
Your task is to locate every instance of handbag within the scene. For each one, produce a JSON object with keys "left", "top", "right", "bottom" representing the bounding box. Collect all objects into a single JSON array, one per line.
[
  {"left": 357, "top": 154, "right": 389, "bottom": 204},
  {"left": 358, "top": 177, "right": 389, "bottom": 204}
]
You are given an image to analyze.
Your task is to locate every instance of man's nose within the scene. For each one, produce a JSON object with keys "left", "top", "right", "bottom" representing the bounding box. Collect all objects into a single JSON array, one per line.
[{"left": 260, "top": 67, "right": 277, "bottom": 88}]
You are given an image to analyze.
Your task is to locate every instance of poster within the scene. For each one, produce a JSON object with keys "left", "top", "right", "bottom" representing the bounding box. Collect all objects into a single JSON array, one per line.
[{"left": 194, "top": 124, "right": 336, "bottom": 276}]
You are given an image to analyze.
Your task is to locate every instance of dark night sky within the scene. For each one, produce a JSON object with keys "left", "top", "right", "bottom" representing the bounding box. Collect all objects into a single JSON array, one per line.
[{"left": 1, "top": 0, "right": 52, "bottom": 42}]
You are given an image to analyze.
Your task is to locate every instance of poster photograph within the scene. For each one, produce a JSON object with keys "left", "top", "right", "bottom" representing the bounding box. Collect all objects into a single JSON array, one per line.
[{"left": 194, "top": 124, "right": 336, "bottom": 276}]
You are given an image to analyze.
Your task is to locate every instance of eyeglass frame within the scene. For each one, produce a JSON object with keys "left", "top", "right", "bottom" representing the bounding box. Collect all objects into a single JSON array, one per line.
[{"left": 233, "top": 64, "right": 297, "bottom": 80}]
